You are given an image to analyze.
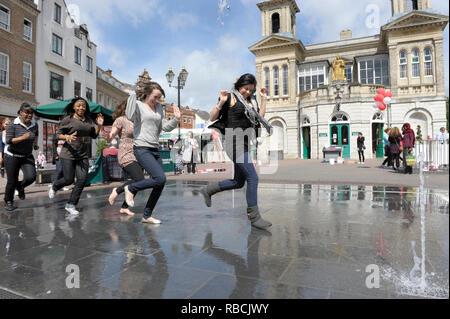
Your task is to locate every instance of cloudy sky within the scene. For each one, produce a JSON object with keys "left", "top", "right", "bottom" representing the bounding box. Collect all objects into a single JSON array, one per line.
[{"left": 64, "top": 0, "right": 449, "bottom": 110}]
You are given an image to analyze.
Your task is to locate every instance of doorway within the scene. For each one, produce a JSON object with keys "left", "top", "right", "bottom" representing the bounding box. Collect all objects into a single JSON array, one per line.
[
  {"left": 372, "top": 123, "right": 384, "bottom": 158},
  {"left": 302, "top": 126, "right": 311, "bottom": 159},
  {"left": 330, "top": 124, "right": 350, "bottom": 158}
]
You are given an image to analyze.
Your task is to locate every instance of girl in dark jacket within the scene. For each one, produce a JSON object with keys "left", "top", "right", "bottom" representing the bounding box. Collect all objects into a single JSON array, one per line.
[
  {"left": 388, "top": 127, "right": 402, "bottom": 170},
  {"left": 402, "top": 123, "right": 415, "bottom": 174}
]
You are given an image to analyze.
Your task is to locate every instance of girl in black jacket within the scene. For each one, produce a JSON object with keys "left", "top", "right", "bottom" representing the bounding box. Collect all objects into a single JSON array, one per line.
[{"left": 357, "top": 133, "right": 365, "bottom": 164}]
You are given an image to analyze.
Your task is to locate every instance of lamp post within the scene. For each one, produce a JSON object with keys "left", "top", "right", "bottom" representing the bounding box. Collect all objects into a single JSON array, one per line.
[{"left": 166, "top": 66, "right": 188, "bottom": 140}]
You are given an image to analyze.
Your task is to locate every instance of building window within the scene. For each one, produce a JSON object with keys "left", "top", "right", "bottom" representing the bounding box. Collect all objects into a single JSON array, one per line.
[
  {"left": 86, "top": 56, "right": 93, "bottom": 73},
  {"left": 50, "top": 72, "right": 64, "bottom": 100},
  {"left": 359, "top": 57, "right": 389, "bottom": 85},
  {"left": 298, "top": 64, "right": 326, "bottom": 93},
  {"left": 264, "top": 68, "right": 270, "bottom": 96},
  {"left": 424, "top": 47, "right": 433, "bottom": 77},
  {"left": 24, "top": 19, "right": 32, "bottom": 42},
  {"left": 54, "top": 3, "right": 61, "bottom": 24},
  {"left": 0, "top": 53, "right": 9, "bottom": 87},
  {"left": 86, "top": 87, "right": 93, "bottom": 101},
  {"left": 0, "top": 5, "right": 10, "bottom": 31},
  {"left": 23, "top": 62, "right": 32, "bottom": 93},
  {"left": 74, "top": 81, "right": 81, "bottom": 97},
  {"left": 345, "top": 65, "right": 353, "bottom": 83},
  {"left": 399, "top": 50, "right": 408, "bottom": 79},
  {"left": 411, "top": 49, "right": 420, "bottom": 78},
  {"left": 52, "top": 34, "right": 63, "bottom": 55},
  {"left": 188, "top": 118, "right": 191, "bottom": 124},
  {"left": 282, "top": 65, "right": 288, "bottom": 96},
  {"left": 98, "top": 92, "right": 104, "bottom": 105},
  {"left": 407, "top": 0, "right": 418, "bottom": 11},
  {"left": 107, "top": 96, "right": 111, "bottom": 107},
  {"left": 272, "top": 13, "right": 280, "bottom": 33},
  {"left": 273, "top": 66, "right": 279, "bottom": 96},
  {"left": 74, "top": 47, "right": 81, "bottom": 65}
]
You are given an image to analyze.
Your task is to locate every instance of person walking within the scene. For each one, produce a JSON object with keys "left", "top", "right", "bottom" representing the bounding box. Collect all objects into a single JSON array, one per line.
[
  {"left": 381, "top": 128, "right": 392, "bottom": 168},
  {"left": 3, "top": 104, "right": 39, "bottom": 211},
  {"left": 388, "top": 127, "right": 402, "bottom": 170},
  {"left": 357, "top": 132, "right": 365, "bottom": 164},
  {"left": 436, "top": 127, "right": 448, "bottom": 144},
  {"left": 182, "top": 131, "right": 200, "bottom": 174},
  {"left": 122, "top": 82, "right": 180, "bottom": 224},
  {"left": 402, "top": 123, "right": 415, "bottom": 174},
  {"left": 107, "top": 100, "right": 145, "bottom": 216},
  {"left": 1, "top": 118, "right": 12, "bottom": 178},
  {"left": 48, "top": 97, "right": 104, "bottom": 215},
  {"left": 199, "top": 73, "right": 272, "bottom": 230}
]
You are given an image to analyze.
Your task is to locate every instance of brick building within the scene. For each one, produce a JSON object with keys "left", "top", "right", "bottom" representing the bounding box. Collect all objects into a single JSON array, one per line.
[
  {"left": 164, "top": 103, "right": 196, "bottom": 129},
  {"left": 0, "top": 0, "right": 39, "bottom": 122}
]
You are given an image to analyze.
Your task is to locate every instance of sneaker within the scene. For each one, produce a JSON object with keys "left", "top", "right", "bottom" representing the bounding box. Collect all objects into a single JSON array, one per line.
[
  {"left": 141, "top": 217, "right": 161, "bottom": 224},
  {"left": 124, "top": 186, "right": 135, "bottom": 207},
  {"left": 65, "top": 204, "right": 79, "bottom": 216},
  {"left": 14, "top": 190, "right": 18, "bottom": 196},
  {"left": 5, "top": 201, "right": 16, "bottom": 211},
  {"left": 63, "top": 187, "right": 70, "bottom": 191},
  {"left": 49, "top": 186, "right": 56, "bottom": 199}
]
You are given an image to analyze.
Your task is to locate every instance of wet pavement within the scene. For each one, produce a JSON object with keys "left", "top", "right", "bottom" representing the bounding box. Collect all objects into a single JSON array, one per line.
[{"left": 0, "top": 181, "right": 448, "bottom": 299}]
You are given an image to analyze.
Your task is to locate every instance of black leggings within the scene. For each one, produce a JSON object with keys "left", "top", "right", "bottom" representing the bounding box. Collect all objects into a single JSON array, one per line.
[
  {"left": 116, "top": 161, "right": 145, "bottom": 208},
  {"left": 358, "top": 150, "right": 365, "bottom": 162},
  {"left": 53, "top": 158, "right": 89, "bottom": 205},
  {"left": 4, "top": 154, "right": 36, "bottom": 202}
]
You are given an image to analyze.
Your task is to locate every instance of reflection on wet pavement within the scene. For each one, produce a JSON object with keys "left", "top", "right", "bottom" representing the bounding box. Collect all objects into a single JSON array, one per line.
[{"left": 0, "top": 182, "right": 448, "bottom": 299}]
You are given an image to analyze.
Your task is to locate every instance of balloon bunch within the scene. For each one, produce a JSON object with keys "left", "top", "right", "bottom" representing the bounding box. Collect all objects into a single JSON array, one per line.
[{"left": 373, "top": 88, "right": 392, "bottom": 111}]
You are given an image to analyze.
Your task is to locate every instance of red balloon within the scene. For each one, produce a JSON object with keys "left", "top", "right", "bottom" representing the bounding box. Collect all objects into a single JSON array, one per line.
[
  {"left": 374, "top": 94, "right": 384, "bottom": 102},
  {"left": 386, "top": 91, "right": 392, "bottom": 98},
  {"left": 378, "top": 102, "right": 386, "bottom": 111},
  {"left": 378, "top": 88, "right": 386, "bottom": 96}
]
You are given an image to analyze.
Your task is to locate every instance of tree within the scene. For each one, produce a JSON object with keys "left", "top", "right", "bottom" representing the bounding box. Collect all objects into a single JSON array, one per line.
[
  {"left": 416, "top": 125, "right": 423, "bottom": 144},
  {"left": 96, "top": 139, "right": 109, "bottom": 157}
]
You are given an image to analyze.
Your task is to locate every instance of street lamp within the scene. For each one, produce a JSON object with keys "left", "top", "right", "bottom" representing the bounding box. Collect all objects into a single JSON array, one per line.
[{"left": 166, "top": 66, "right": 189, "bottom": 140}]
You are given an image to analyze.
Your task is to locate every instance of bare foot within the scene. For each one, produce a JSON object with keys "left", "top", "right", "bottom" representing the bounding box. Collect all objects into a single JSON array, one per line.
[
  {"left": 108, "top": 188, "right": 118, "bottom": 205},
  {"left": 120, "top": 208, "right": 135, "bottom": 216},
  {"left": 141, "top": 217, "right": 161, "bottom": 224}
]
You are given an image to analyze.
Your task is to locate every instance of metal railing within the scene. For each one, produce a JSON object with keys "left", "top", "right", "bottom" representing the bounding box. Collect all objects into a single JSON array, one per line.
[{"left": 414, "top": 139, "right": 449, "bottom": 169}]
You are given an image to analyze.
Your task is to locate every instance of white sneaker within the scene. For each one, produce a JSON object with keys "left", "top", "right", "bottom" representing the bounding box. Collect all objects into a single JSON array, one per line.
[
  {"left": 14, "top": 190, "right": 18, "bottom": 196},
  {"left": 63, "top": 187, "right": 70, "bottom": 191},
  {"left": 65, "top": 204, "right": 79, "bottom": 215},
  {"left": 49, "top": 187, "right": 56, "bottom": 199},
  {"left": 141, "top": 217, "right": 161, "bottom": 224},
  {"left": 124, "top": 186, "right": 135, "bottom": 207}
]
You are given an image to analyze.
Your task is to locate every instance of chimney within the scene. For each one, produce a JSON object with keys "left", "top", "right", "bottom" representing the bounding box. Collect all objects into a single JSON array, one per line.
[
  {"left": 340, "top": 29, "right": 352, "bottom": 40},
  {"left": 106, "top": 69, "right": 112, "bottom": 76}
]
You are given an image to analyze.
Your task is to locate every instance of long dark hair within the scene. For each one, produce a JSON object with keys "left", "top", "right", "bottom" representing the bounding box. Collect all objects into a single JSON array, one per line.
[
  {"left": 63, "top": 97, "right": 93, "bottom": 122},
  {"left": 234, "top": 73, "right": 257, "bottom": 99},
  {"left": 112, "top": 100, "right": 127, "bottom": 120}
]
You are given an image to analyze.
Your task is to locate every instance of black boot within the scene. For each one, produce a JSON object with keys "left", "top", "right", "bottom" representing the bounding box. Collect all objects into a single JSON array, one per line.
[
  {"left": 200, "top": 182, "right": 221, "bottom": 207},
  {"left": 5, "top": 201, "right": 16, "bottom": 211},
  {"left": 247, "top": 206, "right": 272, "bottom": 229}
]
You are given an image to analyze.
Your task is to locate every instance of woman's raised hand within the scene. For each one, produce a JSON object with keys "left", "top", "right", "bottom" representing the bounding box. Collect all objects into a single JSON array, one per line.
[
  {"left": 259, "top": 88, "right": 267, "bottom": 99},
  {"left": 219, "top": 90, "right": 228, "bottom": 103},
  {"left": 96, "top": 114, "right": 104, "bottom": 126},
  {"left": 172, "top": 103, "right": 181, "bottom": 119}
]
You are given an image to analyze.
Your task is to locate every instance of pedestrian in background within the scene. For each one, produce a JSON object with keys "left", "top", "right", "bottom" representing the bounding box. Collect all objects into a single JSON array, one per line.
[
  {"left": 357, "top": 132, "right": 365, "bottom": 164},
  {"left": 436, "top": 127, "right": 448, "bottom": 144},
  {"left": 388, "top": 127, "right": 402, "bottom": 170},
  {"left": 402, "top": 123, "right": 415, "bottom": 174},
  {"left": 52, "top": 133, "right": 65, "bottom": 184},
  {"left": 0, "top": 118, "right": 12, "bottom": 178},
  {"left": 381, "top": 128, "right": 392, "bottom": 168},
  {"left": 183, "top": 131, "right": 200, "bottom": 174}
]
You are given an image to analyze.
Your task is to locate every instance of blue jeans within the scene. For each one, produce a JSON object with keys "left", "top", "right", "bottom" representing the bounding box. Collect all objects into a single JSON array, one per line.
[
  {"left": 127, "top": 147, "right": 166, "bottom": 218},
  {"left": 53, "top": 158, "right": 64, "bottom": 184},
  {"left": 218, "top": 152, "right": 258, "bottom": 207}
]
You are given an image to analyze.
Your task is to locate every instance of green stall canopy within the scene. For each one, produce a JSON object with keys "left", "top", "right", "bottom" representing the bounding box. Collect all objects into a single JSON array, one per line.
[{"left": 34, "top": 99, "right": 114, "bottom": 125}]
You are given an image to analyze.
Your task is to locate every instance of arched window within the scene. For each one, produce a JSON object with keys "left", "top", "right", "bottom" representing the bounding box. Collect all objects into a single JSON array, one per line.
[
  {"left": 282, "top": 65, "right": 288, "bottom": 96},
  {"left": 424, "top": 47, "right": 433, "bottom": 76},
  {"left": 272, "top": 13, "right": 280, "bottom": 33},
  {"left": 273, "top": 66, "right": 279, "bottom": 96},
  {"left": 399, "top": 50, "right": 408, "bottom": 79},
  {"left": 411, "top": 49, "right": 420, "bottom": 78},
  {"left": 264, "top": 67, "right": 270, "bottom": 97}
]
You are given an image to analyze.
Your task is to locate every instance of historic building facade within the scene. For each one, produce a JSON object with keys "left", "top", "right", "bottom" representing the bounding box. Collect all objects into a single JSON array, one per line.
[
  {"left": 0, "top": 0, "right": 39, "bottom": 121},
  {"left": 250, "top": 0, "right": 448, "bottom": 160},
  {"left": 96, "top": 67, "right": 129, "bottom": 109}
]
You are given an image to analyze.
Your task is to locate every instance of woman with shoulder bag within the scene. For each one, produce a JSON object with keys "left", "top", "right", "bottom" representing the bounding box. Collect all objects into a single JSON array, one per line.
[
  {"left": 388, "top": 127, "right": 402, "bottom": 170},
  {"left": 200, "top": 73, "right": 272, "bottom": 230}
]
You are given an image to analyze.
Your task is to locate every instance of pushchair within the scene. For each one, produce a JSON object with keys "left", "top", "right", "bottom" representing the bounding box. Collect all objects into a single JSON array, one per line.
[{"left": 172, "top": 140, "right": 185, "bottom": 175}]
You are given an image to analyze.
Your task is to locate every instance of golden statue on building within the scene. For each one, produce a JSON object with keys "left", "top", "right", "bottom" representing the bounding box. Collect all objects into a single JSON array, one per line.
[{"left": 332, "top": 56, "right": 346, "bottom": 81}]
